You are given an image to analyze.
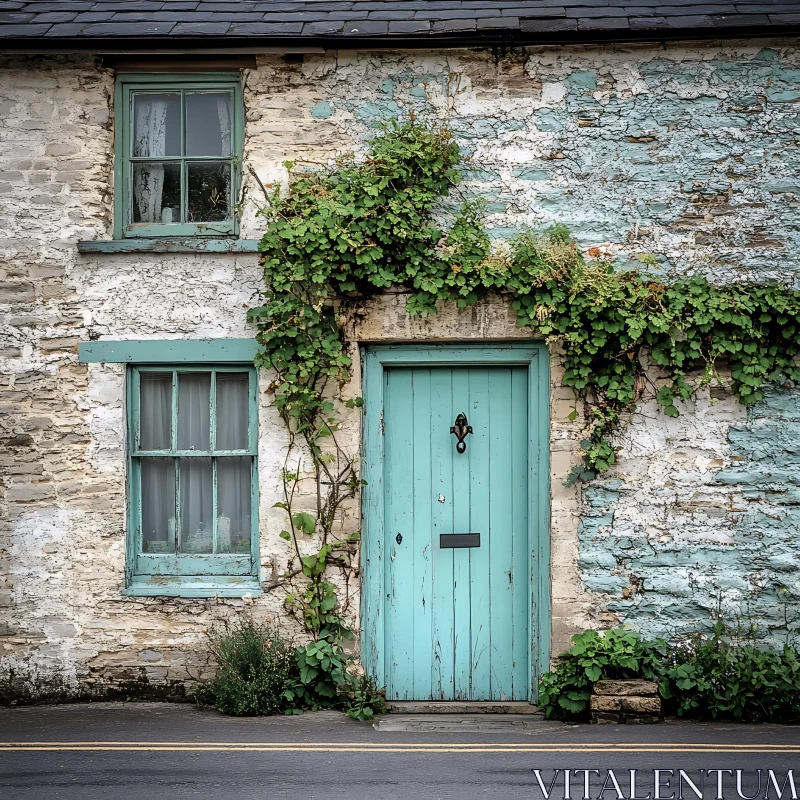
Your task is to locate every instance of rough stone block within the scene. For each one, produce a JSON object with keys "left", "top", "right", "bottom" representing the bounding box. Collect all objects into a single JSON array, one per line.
[
  {"left": 591, "top": 711, "right": 621, "bottom": 724},
  {"left": 621, "top": 696, "right": 661, "bottom": 714},
  {"left": 593, "top": 680, "right": 659, "bottom": 696},
  {"left": 0, "top": 281, "right": 35, "bottom": 301},
  {"left": 590, "top": 695, "right": 621, "bottom": 711}
]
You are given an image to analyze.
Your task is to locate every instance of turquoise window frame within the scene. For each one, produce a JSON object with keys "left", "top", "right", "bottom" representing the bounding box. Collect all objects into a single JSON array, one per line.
[
  {"left": 125, "top": 362, "right": 261, "bottom": 598},
  {"left": 113, "top": 72, "right": 245, "bottom": 240}
]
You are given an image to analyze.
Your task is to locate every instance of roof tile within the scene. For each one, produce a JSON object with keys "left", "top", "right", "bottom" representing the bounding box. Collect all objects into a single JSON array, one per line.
[
  {"left": 342, "top": 19, "right": 388, "bottom": 33},
  {"left": 195, "top": 2, "right": 256, "bottom": 9},
  {"left": 73, "top": 12, "right": 113, "bottom": 22},
  {"left": 501, "top": 5, "right": 566, "bottom": 15},
  {"left": 664, "top": 13, "right": 715, "bottom": 25},
  {"left": 566, "top": 7, "right": 635, "bottom": 17},
  {"left": 414, "top": 8, "right": 503, "bottom": 18},
  {"left": 79, "top": 21, "right": 176, "bottom": 34},
  {"left": 432, "top": 17, "right": 478, "bottom": 30},
  {"left": 89, "top": 2, "right": 164, "bottom": 9},
  {"left": 367, "top": 10, "right": 416, "bottom": 19},
  {"left": 171, "top": 20, "right": 230, "bottom": 32},
  {"left": 578, "top": 15, "right": 630, "bottom": 27},
  {"left": 32, "top": 11, "right": 80, "bottom": 22},
  {"left": 477, "top": 15, "right": 519, "bottom": 26},
  {"left": 4, "top": 22, "right": 57, "bottom": 34},
  {"left": 0, "top": 10, "right": 33, "bottom": 21},
  {"left": 629, "top": 15, "right": 670, "bottom": 27},
  {"left": 44, "top": 22, "right": 87, "bottom": 35},
  {"left": 302, "top": 19, "right": 345, "bottom": 32},
  {"left": 520, "top": 16, "right": 578, "bottom": 29},
  {"left": 388, "top": 19, "right": 431, "bottom": 31},
  {"left": 228, "top": 20, "right": 303, "bottom": 33}
]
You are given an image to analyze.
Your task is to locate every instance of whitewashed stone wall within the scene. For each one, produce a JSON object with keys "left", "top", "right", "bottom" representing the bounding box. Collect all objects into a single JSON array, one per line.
[{"left": 2, "top": 40, "right": 799, "bottom": 699}]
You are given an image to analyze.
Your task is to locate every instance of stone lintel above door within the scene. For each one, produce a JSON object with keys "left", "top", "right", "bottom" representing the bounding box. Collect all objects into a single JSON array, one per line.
[{"left": 347, "top": 293, "right": 540, "bottom": 343}]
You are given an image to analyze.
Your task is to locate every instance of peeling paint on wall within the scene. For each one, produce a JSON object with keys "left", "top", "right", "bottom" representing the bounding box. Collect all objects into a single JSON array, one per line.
[{"left": 2, "top": 40, "right": 800, "bottom": 698}]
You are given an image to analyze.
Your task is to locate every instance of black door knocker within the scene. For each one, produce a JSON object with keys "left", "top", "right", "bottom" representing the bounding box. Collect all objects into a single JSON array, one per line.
[{"left": 450, "top": 413, "right": 473, "bottom": 454}]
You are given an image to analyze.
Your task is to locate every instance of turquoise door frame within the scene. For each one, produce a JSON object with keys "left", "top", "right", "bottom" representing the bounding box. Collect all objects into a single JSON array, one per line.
[{"left": 360, "top": 344, "right": 551, "bottom": 702}]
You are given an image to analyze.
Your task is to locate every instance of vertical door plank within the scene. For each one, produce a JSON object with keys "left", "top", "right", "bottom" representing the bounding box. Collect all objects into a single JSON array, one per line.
[
  {"left": 361, "top": 349, "right": 385, "bottom": 684},
  {"left": 451, "top": 366, "right": 472, "bottom": 699},
  {"left": 467, "top": 367, "right": 491, "bottom": 700},
  {"left": 488, "top": 367, "right": 515, "bottom": 701},
  {"left": 411, "top": 368, "right": 434, "bottom": 700},
  {"left": 511, "top": 365, "right": 531, "bottom": 697},
  {"left": 383, "top": 369, "right": 415, "bottom": 700},
  {"left": 430, "top": 367, "right": 455, "bottom": 700}
]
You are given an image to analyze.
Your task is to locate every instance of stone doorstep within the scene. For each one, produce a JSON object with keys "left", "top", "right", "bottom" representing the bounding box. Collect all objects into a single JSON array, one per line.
[
  {"left": 386, "top": 701, "right": 542, "bottom": 715},
  {"left": 375, "top": 714, "right": 556, "bottom": 733}
]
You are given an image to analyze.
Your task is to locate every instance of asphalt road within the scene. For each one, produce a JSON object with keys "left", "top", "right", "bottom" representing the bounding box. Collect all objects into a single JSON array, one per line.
[{"left": 1, "top": 703, "right": 799, "bottom": 800}]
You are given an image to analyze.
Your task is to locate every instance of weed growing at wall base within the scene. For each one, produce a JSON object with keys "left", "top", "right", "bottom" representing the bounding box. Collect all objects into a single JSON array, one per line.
[
  {"left": 206, "top": 619, "right": 386, "bottom": 719},
  {"left": 539, "top": 623, "right": 800, "bottom": 723}
]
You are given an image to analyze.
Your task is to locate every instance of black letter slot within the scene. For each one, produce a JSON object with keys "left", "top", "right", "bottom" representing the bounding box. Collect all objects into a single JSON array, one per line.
[{"left": 440, "top": 533, "right": 480, "bottom": 548}]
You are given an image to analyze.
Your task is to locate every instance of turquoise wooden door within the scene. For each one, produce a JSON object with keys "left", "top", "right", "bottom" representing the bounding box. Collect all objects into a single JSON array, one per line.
[{"left": 382, "top": 363, "right": 530, "bottom": 701}]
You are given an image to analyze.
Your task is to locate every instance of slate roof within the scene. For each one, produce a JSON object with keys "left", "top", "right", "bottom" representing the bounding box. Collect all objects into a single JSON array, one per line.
[{"left": 1, "top": 0, "right": 798, "bottom": 48}]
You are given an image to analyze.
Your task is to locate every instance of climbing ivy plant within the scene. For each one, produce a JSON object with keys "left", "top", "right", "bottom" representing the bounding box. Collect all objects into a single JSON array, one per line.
[{"left": 248, "top": 117, "right": 800, "bottom": 683}]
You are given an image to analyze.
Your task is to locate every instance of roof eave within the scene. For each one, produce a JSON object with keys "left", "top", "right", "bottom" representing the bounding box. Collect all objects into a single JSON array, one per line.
[{"left": 2, "top": 25, "right": 800, "bottom": 54}]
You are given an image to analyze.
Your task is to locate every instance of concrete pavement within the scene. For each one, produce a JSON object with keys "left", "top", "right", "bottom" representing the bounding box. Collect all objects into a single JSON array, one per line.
[{"left": 1, "top": 703, "right": 799, "bottom": 800}]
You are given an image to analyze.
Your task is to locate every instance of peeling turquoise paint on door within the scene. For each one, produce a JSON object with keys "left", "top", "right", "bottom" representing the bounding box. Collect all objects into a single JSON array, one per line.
[{"left": 377, "top": 359, "right": 533, "bottom": 701}]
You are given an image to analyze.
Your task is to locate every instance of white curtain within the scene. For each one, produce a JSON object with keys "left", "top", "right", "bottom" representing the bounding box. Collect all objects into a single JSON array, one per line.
[
  {"left": 133, "top": 96, "right": 168, "bottom": 223},
  {"left": 176, "top": 375, "right": 212, "bottom": 553},
  {"left": 215, "top": 374, "right": 250, "bottom": 552},
  {"left": 140, "top": 376, "right": 175, "bottom": 552},
  {"left": 180, "top": 457, "right": 213, "bottom": 554},
  {"left": 218, "top": 457, "right": 251, "bottom": 550},
  {"left": 216, "top": 372, "right": 248, "bottom": 450},
  {"left": 140, "top": 373, "right": 171, "bottom": 450},
  {"left": 178, "top": 373, "right": 210, "bottom": 451},
  {"left": 141, "top": 458, "right": 175, "bottom": 552},
  {"left": 216, "top": 94, "right": 232, "bottom": 157}
]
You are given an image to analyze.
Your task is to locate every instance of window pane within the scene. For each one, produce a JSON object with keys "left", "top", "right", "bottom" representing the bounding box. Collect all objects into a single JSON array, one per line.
[
  {"left": 141, "top": 458, "right": 175, "bottom": 554},
  {"left": 216, "top": 373, "right": 249, "bottom": 450},
  {"left": 139, "top": 372, "right": 172, "bottom": 450},
  {"left": 185, "top": 92, "right": 233, "bottom": 157},
  {"left": 179, "top": 457, "right": 212, "bottom": 554},
  {"left": 132, "top": 162, "right": 181, "bottom": 224},
  {"left": 187, "top": 162, "right": 231, "bottom": 223},
  {"left": 217, "top": 457, "right": 252, "bottom": 554},
  {"left": 133, "top": 93, "right": 180, "bottom": 157},
  {"left": 177, "top": 373, "right": 210, "bottom": 451}
]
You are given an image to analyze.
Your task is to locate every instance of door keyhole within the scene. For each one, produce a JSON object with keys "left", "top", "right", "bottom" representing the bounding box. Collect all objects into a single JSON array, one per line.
[{"left": 396, "top": 533, "right": 403, "bottom": 545}]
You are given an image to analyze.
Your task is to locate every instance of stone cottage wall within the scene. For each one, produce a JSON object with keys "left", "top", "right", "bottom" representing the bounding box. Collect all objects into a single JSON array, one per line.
[{"left": 1, "top": 39, "right": 800, "bottom": 699}]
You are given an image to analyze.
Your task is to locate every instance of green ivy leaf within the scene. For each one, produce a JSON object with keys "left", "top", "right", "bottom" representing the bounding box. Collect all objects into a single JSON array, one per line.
[{"left": 292, "top": 512, "right": 317, "bottom": 535}]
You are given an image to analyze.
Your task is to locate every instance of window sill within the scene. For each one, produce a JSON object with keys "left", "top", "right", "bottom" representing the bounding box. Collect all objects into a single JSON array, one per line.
[
  {"left": 124, "top": 576, "right": 264, "bottom": 598},
  {"left": 77, "top": 239, "right": 260, "bottom": 254}
]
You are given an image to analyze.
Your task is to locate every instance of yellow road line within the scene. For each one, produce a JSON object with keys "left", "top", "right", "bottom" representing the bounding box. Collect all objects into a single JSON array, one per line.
[
  {"left": 0, "top": 740, "right": 800, "bottom": 752},
  {"left": 1, "top": 744, "right": 799, "bottom": 754}
]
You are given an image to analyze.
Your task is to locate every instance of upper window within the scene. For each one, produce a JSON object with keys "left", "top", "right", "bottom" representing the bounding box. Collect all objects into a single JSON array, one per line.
[
  {"left": 127, "top": 365, "right": 259, "bottom": 595},
  {"left": 115, "top": 74, "right": 243, "bottom": 238}
]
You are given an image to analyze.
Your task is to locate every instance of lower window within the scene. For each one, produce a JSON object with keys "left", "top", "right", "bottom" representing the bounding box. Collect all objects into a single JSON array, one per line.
[{"left": 126, "top": 364, "right": 260, "bottom": 596}]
